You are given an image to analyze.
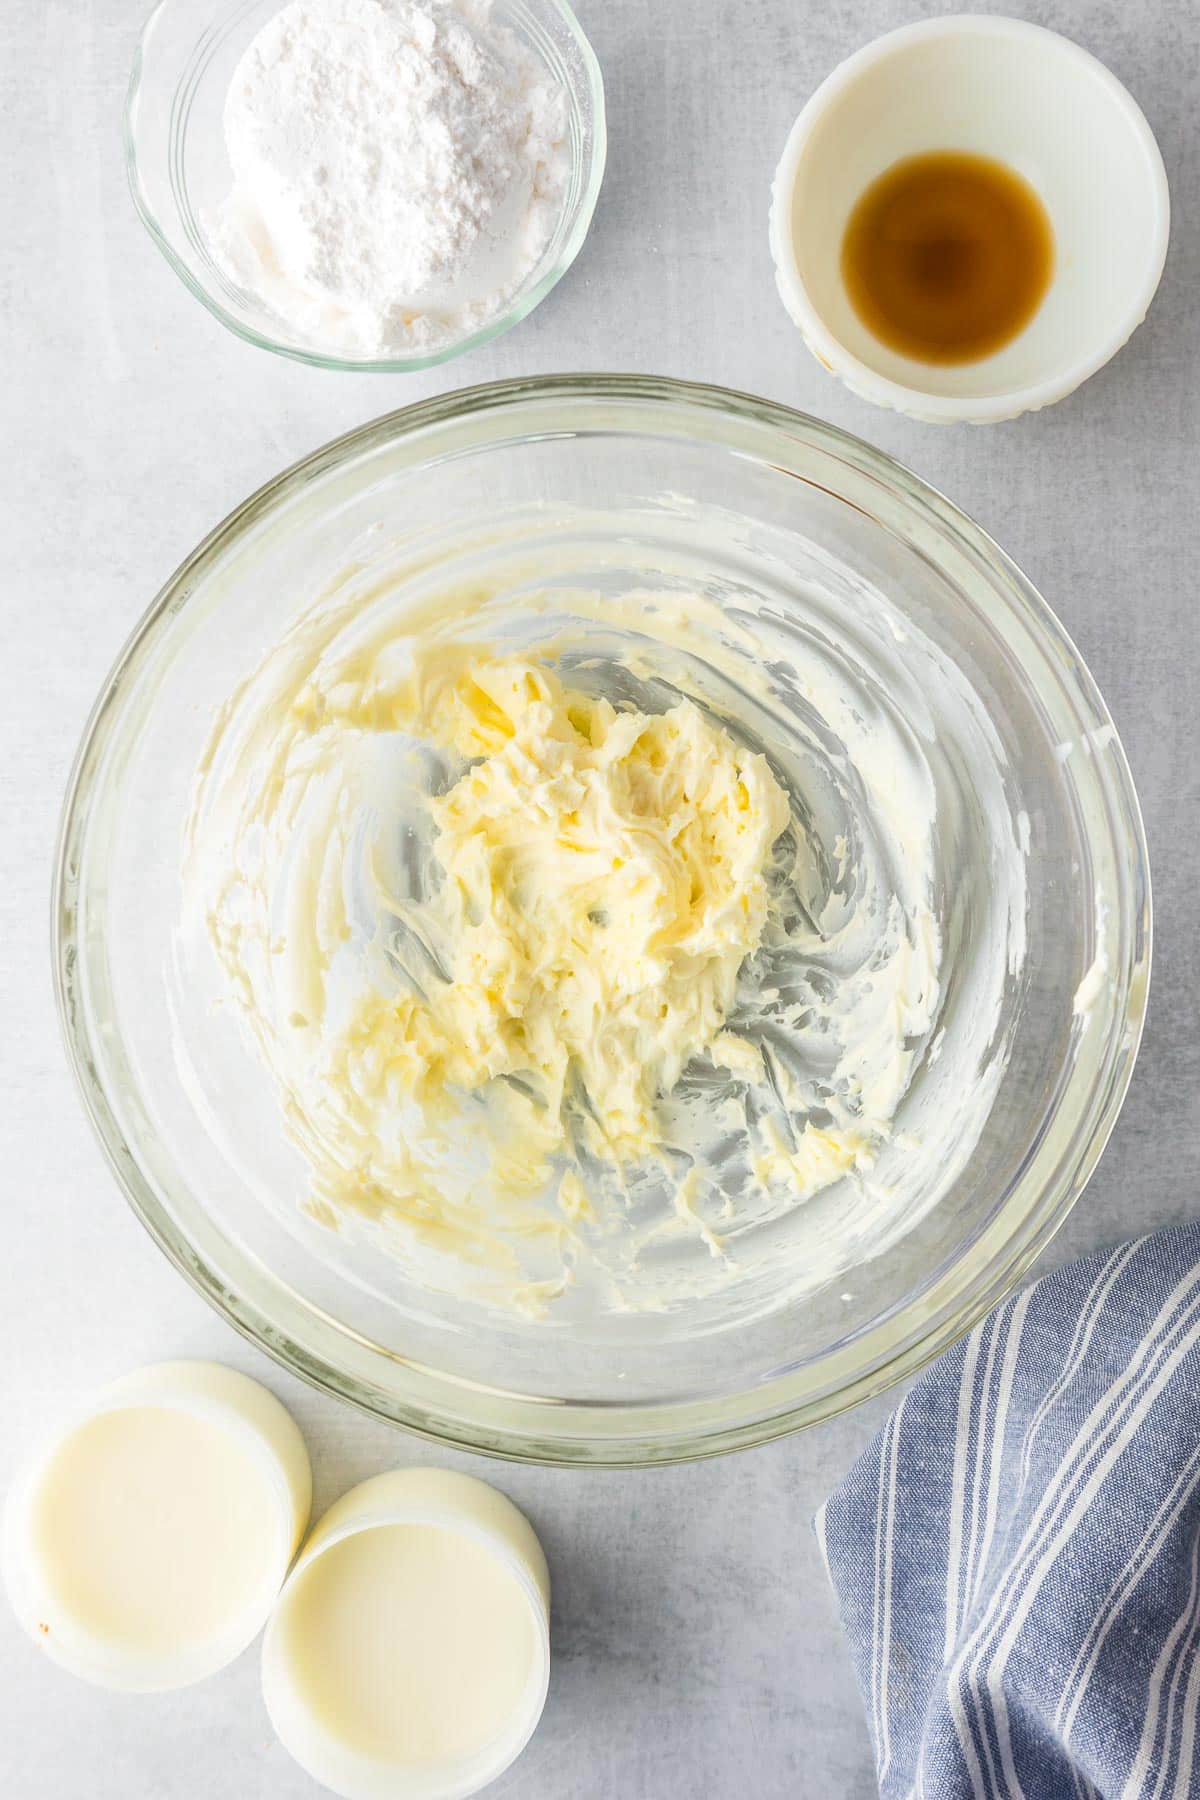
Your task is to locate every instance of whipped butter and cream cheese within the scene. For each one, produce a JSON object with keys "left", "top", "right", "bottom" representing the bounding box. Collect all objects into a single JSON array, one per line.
[
  {"left": 338, "top": 649, "right": 791, "bottom": 1176},
  {"left": 185, "top": 555, "right": 1018, "bottom": 1317}
]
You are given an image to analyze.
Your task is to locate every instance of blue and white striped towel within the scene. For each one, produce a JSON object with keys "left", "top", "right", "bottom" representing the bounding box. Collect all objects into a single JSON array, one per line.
[{"left": 819, "top": 1225, "right": 1200, "bottom": 1800}]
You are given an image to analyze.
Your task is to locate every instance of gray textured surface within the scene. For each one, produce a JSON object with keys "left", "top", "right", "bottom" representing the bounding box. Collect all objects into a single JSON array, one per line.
[{"left": 2, "top": 1, "right": 1197, "bottom": 1794}]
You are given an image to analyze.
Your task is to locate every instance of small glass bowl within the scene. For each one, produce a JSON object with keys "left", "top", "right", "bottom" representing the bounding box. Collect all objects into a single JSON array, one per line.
[{"left": 124, "top": 0, "right": 606, "bottom": 371}]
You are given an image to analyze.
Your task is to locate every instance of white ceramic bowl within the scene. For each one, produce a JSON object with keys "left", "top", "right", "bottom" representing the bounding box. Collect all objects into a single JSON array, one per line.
[{"left": 770, "top": 16, "right": 1170, "bottom": 422}]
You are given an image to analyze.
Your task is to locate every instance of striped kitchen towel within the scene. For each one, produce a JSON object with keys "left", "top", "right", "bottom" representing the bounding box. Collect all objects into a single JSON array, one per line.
[{"left": 818, "top": 1224, "right": 1200, "bottom": 1800}]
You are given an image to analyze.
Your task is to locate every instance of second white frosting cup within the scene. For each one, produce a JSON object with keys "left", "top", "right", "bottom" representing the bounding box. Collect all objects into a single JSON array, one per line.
[{"left": 262, "top": 1468, "right": 551, "bottom": 1800}]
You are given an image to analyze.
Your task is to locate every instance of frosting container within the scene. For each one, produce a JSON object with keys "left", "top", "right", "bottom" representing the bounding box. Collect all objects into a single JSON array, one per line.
[
  {"left": 53, "top": 377, "right": 1150, "bottom": 1464},
  {"left": 262, "top": 1470, "right": 550, "bottom": 1799},
  {"left": 2, "top": 1362, "right": 311, "bottom": 1690}
]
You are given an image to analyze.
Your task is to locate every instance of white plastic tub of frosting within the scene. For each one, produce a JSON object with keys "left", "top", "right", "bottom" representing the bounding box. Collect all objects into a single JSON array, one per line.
[
  {"left": 262, "top": 1468, "right": 551, "bottom": 1800},
  {"left": 2, "top": 1361, "right": 311, "bottom": 1691}
]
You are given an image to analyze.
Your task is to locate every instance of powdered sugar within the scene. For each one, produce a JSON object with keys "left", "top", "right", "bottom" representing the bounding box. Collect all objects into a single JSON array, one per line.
[{"left": 209, "top": 0, "right": 568, "bottom": 355}]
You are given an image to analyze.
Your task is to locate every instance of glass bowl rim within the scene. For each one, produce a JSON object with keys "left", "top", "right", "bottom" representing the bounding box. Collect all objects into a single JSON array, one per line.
[
  {"left": 122, "top": 0, "right": 608, "bottom": 373},
  {"left": 53, "top": 373, "right": 1152, "bottom": 1465}
]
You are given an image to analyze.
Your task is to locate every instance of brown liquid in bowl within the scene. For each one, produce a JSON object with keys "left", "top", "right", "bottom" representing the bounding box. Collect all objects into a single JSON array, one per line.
[{"left": 841, "top": 151, "right": 1054, "bottom": 365}]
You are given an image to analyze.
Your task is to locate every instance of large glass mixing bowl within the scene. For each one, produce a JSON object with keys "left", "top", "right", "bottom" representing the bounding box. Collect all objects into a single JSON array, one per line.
[{"left": 55, "top": 377, "right": 1149, "bottom": 1465}]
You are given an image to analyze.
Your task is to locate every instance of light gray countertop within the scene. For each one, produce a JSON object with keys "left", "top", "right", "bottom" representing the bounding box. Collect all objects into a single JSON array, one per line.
[{"left": 3, "top": 0, "right": 1197, "bottom": 1793}]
